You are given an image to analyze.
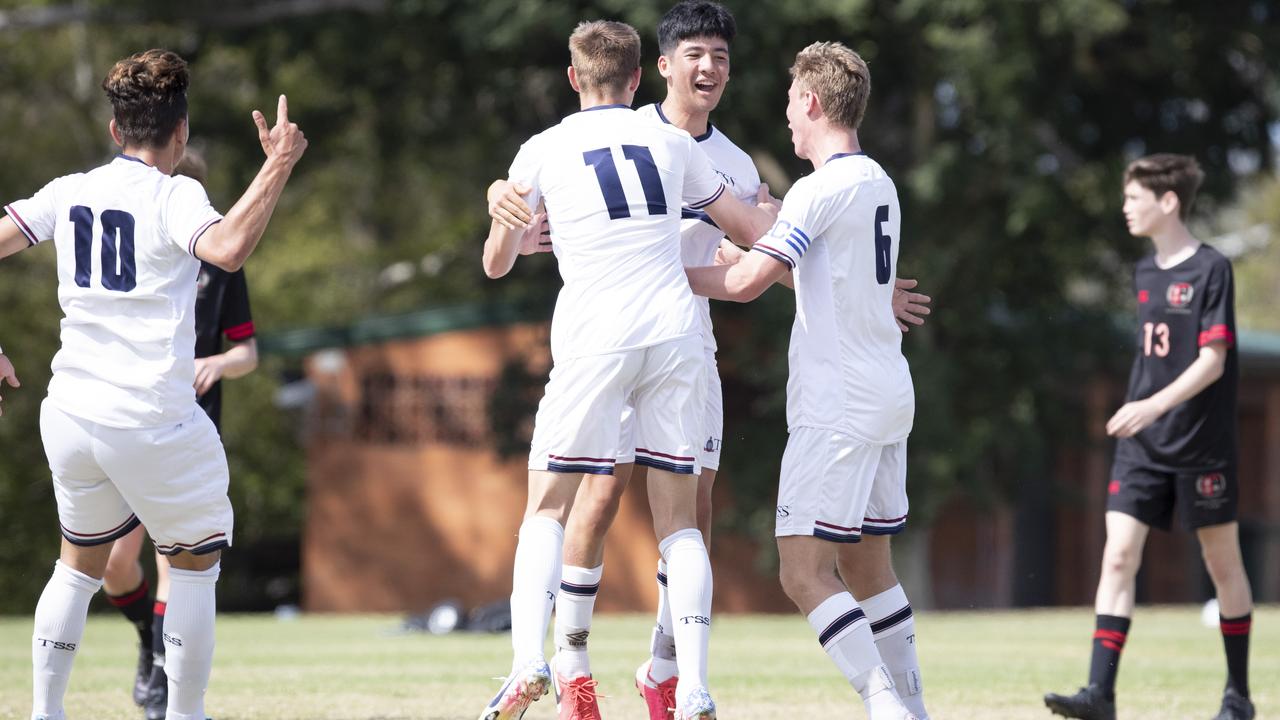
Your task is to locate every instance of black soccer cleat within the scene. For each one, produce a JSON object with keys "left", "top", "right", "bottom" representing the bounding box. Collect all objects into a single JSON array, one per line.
[
  {"left": 131, "top": 643, "right": 154, "bottom": 706},
  {"left": 1212, "top": 687, "right": 1255, "bottom": 720},
  {"left": 143, "top": 662, "right": 168, "bottom": 720},
  {"left": 1043, "top": 684, "right": 1116, "bottom": 720}
]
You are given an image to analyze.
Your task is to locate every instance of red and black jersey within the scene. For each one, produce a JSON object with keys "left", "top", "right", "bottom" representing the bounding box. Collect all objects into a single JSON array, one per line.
[
  {"left": 1116, "top": 244, "right": 1237, "bottom": 472},
  {"left": 195, "top": 262, "right": 254, "bottom": 430}
]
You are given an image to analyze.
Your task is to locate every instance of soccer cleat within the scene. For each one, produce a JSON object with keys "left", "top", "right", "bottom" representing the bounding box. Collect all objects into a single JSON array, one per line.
[
  {"left": 635, "top": 659, "right": 678, "bottom": 720},
  {"left": 674, "top": 686, "right": 716, "bottom": 720},
  {"left": 553, "top": 673, "right": 602, "bottom": 720},
  {"left": 143, "top": 661, "right": 168, "bottom": 720},
  {"left": 1212, "top": 687, "right": 1255, "bottom": 720},
  {"left": 1043, "top": 684, "right": 1116, "bottom": 720},
  {"left": 132, "top": 642, "right": 154, "bottom": 705},
  {"left": 477, "top": 659, "right": 552, "bottom": 720}
]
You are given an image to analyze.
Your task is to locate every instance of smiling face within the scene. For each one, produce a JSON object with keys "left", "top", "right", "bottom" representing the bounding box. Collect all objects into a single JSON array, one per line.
[
  {"left": 1122, "top": 180, "right": 1178, "bottom": 238},
  {"left": 658, "top": 36, "right": 730, "bottom": 116}
]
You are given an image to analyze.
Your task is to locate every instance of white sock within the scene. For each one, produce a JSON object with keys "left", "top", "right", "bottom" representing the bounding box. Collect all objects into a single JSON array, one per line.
[
  {"left": 806, "top": 593, "right": 893, "bottom": 696},
  {"left": 164, "top": 563, "right": 220, "bottom": 720},
  {"left": 660, "top": 529, "right": 712, "bottom": 707},
  {"left": 32, "top": 561, "right": 102, "bottom": 720},
  {"left": 510, "top": 516, "right": 563, "bottom": 672},
  {"left": 649, "top": 558, "right": 678, "bottom": 682},
  {"left": 554, "top": 564, "right": 603, "bottom": 678},
  {"left": 861, "top": 584, "right": 927, "bottom": 719}
]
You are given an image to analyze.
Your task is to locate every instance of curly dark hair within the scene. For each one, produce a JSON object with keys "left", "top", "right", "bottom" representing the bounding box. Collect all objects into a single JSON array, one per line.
[{"left": 102, "top": 49, "right": 190, "bottom": 149}]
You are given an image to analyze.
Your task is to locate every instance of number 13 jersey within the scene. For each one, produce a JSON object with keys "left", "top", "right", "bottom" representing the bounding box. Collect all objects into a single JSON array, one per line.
[
  {"left": 753, "top": 153, "right": 914, "bottom": 444},
  {"left": 507, "top": 105, "right": 724, "bottom": 362},
  {"left": 1119, "top": 244, "right": 1238, "bottom": 471},
  {"left": 4, "top": 154, "right": 223, "bottom": 428}
]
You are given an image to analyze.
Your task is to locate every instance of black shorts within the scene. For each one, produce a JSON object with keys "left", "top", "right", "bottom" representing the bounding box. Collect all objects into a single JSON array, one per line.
[{"left": 1107, "top": 456, "right": 1237, "bottom": 531}]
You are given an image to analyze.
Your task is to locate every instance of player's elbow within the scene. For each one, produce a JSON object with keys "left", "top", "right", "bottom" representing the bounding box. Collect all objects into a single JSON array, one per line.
[
  {"left": 726, "top": 272, "right": 768, "bottom": 302},
  {"left": 482, "top": 256, "right": 510, "bottom": 279}
]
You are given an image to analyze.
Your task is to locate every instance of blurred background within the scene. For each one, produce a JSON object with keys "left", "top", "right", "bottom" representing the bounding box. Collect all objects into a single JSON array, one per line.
[{"left": 1, "top": 0, "right": 1278, "bottom": 617}]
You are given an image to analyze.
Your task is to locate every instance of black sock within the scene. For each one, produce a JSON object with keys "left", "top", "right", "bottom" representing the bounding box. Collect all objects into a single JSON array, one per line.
[
  {"left": 1087, "top": 614, "right": 1130, "bottom": 698},
  {"left": 1220, "top": 612, "right": 1251, "bottom": 698},
  {"left": 107, "top": 579, "right": 154, "bottom": 650},
  {"left": 151, "top": 600, "right": 167, "bottom": 660}
]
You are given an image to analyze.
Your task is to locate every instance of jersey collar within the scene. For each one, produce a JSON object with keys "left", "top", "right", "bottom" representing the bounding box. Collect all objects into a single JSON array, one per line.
[
  {"left": 116, "top": 152, "right": 156, "bottom": 168},
  {"left": 580, "top": 103, "right": 630, "bottom": 112},
  {"left": 826, "top": 151, "right": 867, "bottom": 163},
  {"left": 653, "top": 102, "right": 714, "bottom": 142}
]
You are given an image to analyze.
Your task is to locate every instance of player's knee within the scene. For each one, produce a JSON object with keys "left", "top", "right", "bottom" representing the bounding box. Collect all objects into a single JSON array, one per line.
[
  {"left": 102, "top": 553, "right": 140, "bottom": 586},
  {"left": 1200, "top": 545, "right": 1244, "bottom": 583},
  {"left": 1100, "top": 544, "right": 1141, "bottom": 578}
]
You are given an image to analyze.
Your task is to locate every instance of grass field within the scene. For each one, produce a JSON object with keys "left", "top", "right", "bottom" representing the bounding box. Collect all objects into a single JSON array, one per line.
[{"left": 0, "top": 606, "right": 1273, "bottom": 719}]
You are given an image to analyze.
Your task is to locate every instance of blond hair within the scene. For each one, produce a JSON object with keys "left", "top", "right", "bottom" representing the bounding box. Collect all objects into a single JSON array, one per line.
[
  {"left": 569, "top": 20, "right": 641, "bottom": 95},
  {"left": 1124, "top": 154, "right": 1205, "bottom": 220},
  {"left": 790, "top": 41, "right": 870, "bottom": 130}
]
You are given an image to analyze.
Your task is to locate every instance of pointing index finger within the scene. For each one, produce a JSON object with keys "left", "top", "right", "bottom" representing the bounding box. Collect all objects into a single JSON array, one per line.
[{"left": 276, "top": 94, "right": 289, "bottom": 126}]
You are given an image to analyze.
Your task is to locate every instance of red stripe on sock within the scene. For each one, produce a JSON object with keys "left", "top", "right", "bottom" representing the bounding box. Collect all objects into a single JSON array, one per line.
[
  {"left": 1093, "top": 629, "right": 1127, "bottom": 644},
  {"left": 153, "top": 600, "right": 167, "bottom": 616},
  {"left": 1220, "top": 621, "right": 1251, "bottom": 636},
  {"left": 107, "top": 580, "right": 149, "bottom": 607},
  {"left": 1101, "top": 640, "right": 1122, "bottom": 651}
]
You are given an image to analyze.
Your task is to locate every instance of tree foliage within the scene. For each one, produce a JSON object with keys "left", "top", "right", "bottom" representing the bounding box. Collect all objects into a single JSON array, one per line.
[{"left": 0, "top": 0, "right": 1277, "bottom": 609}]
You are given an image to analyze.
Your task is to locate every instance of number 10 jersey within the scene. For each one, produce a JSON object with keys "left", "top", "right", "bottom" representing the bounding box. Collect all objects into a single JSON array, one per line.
[
  {"left": 507, "top": 105, "right": 725, "bottom": 362},
  {"left": 4, "top": 154, "right": 223, "bottom": 428}
]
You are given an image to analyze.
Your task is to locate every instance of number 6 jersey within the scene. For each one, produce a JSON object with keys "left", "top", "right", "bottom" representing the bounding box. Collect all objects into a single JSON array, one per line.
[
  {"left": 4, "top": 154, "right": 223, "bottom": 428},
  {"left": 1118, "top": 244, "right": 1238, "bottom": 471},
  {"left": 752, "top": 153, "right": 914, "bottom": 444},
  {"left": 507, "top": 105, "right": 724, "bottom": 362}
]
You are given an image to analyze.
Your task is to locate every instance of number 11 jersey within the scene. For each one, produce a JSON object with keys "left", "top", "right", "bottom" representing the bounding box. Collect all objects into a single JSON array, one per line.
[
  {"left": 507, "top": 105, "right": 725, "bottom": 362},
  {"left": 4, "top": 154, "right": 223, "bottom": 428}
]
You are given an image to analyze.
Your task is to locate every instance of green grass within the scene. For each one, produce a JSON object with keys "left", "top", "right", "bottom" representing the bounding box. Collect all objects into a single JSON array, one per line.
[{"left": 0, "top": 607, "right": 1274, "bottom": 719}]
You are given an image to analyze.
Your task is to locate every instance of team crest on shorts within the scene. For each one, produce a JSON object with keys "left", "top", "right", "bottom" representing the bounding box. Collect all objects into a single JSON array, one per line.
[
  {"left": 1196, "top": 472, "right": 1226, "bottom": 499},
  {"left": 1166, "top": 282, "right": 1194, "bottom": 308}
]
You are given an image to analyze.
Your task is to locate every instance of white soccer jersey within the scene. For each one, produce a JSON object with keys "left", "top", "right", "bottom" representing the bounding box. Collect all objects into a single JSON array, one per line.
[
  {"left": 753, "top": 153, "right": 914, "bottom": 443},
  {"left": 636, "top": 103, "right": 761, "bottom": 354},
  {"left": 509, "top": 105, "right": 725, "bottom": 361},
  {"left": 5, "top": 154, "right": 223, "bottom": 428}
]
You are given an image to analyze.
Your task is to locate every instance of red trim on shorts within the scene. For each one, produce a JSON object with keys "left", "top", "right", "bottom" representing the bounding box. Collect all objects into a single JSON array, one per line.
[
  {"left": 864, "top": 515, "right": 908, "bottom": 523},
  {"left": 815, "top": 520, "right": 860, "bottom": 532},
  {"left": 548, "top": 454, "right": 616, "bottom": 463},
  {"left": 635, "top": 447, "right": 696, "bottom": 462},
  {"left": 155, "top": 531, "right": 227, "bottom": 553},
  {"left": 62, "top": 514, "right": 138, "bottom": 540}
]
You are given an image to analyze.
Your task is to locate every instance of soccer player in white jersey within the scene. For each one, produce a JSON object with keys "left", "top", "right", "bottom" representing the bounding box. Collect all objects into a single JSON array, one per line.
[
  {"left": 477, "top": 20, "right": 775, "bottom": 720},
  {"left": 687, "top": 42, "right": 925, "bottom": 720},
  {"left": 0, "top": 49, "right": 306, "bottom": 720}
]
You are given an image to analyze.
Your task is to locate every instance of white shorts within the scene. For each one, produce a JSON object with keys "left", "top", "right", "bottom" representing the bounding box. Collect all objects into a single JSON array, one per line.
[
  {"left": 617, "top": 354, "right": 722, "bottom": 471},
  {"left": 775, "top": 427, "right": 908, "bottom": 542},
  {"left": 40, "top": 399, "right": 234, "bottom": 555},
  {"left": 528, "top": 335, "right": 705, "bottom": 476}
]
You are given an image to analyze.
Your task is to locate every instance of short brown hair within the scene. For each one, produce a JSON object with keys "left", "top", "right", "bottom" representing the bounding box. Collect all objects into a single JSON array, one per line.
[
  {"left": 569, "top": 21, "right": 641, "bottom": 95},
  {"left": 790, "top": 41, "right": 871, "bottom": 130},
  {"left": 102, "top": 49, "right": 189, "bottom": 149},
  {"left": 1123, "top": 154, "right": 1205, "bottom": 220}
]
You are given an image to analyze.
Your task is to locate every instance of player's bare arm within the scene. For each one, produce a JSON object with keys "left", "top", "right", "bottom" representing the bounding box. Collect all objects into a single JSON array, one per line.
[
  {"left": 0, "top": 217, "right": 29, "bottom": 260},
  {"left": 700, "top": 187, "right": 777, "bottom": 247},
  {"left": 1106, "top": 340, "right": 1229, "bottom": 438},
  {"left": 687, "top": 248, "right": 790, "bottom": 302},
  {"left": 196, "top": 95, "right": 307, "bottom": 272},
  {"left": 194, "top": 338, "right": 259, "bottom": 397},
  {"left": 483, "top": 210, "right": 527, "bottom": 279}
]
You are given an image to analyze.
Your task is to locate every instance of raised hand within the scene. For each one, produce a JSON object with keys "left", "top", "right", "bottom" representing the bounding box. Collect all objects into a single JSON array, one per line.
[
  {"left": 252, "top": 94, "right": 308, "bottom": 167},
  {"left": 893, "top": 277, "right": 932, "bottom": 332},
  {"left": 0, "top": 354, "right": 19, "bottom": 418}
]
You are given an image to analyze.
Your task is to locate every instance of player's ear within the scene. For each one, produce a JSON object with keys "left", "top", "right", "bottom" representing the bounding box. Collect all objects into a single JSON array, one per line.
[
  {"left": 108, "top": 119, "right": 124, "bottom": 148},
  {"left": 1158, "top": 190, "right": 1180, "bottom": 216},
  {"left": 567, "top": 66, "right": 581, "bottom": 93},
  {"left": 627, "top": 66, "right": 642, "bottom": 93},
  {"left": 805, "top": 90, "right": 822, "bottom": 120},
  {"left": 657, "top": 54, "right": 671, "bottom": 78}
]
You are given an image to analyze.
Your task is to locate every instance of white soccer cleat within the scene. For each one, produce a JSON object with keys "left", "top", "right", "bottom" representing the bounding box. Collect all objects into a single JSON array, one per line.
[
  {"left": 478, "top": 659, "right": 552, "bottom": 720},
  {"left": 674, "top": 686, "right": 716, "bottom": 720}
]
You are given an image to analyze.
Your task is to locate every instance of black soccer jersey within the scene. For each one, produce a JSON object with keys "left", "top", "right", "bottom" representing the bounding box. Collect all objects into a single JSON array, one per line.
[
  {"left": 195, "top": 262, "right": 254, "bottom": 430},
  {"left": 1115, "top": 244, "right": 1237, "bottom": 471}
]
